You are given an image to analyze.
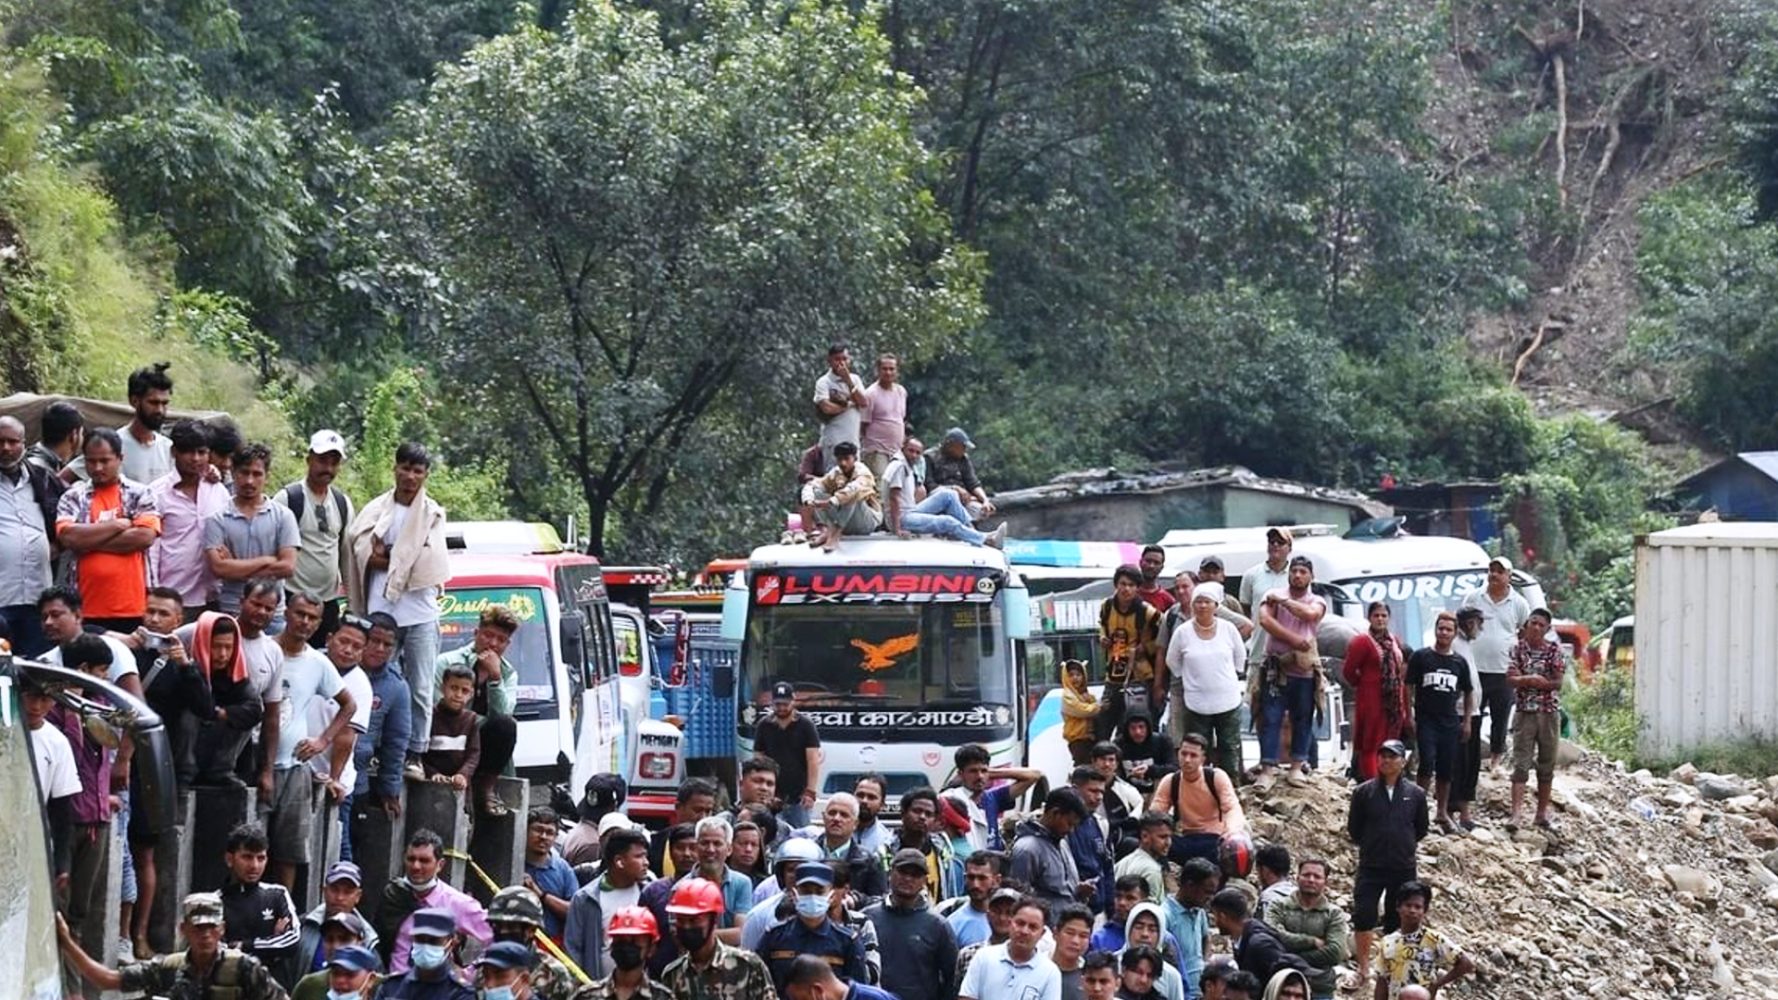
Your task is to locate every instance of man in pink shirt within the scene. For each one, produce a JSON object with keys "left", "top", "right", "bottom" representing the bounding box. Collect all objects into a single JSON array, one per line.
[
  {"left": 149, "top": 420, "right": 228, "bottom": 620},
  {"left": 375, "top": 828, "right": 492, "bottom": 973},
  {"left": 859, "top": 354, "right": 907, "bottom": 479}
]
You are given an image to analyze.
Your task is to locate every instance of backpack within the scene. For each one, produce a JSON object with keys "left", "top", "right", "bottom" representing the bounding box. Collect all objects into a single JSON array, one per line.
[
  {"left": 1162, "top": 766, "right": 1228, "bottom": 827},
  {"left": 283, "top": 482, "right": 349, "bottom": 533}
]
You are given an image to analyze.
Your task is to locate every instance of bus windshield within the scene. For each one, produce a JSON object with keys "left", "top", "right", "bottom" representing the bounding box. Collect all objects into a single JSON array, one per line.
[
  {"left": 439, "top": 586, "right": 554, "bottom": 710},
  {"left": 0, "top": 680, "right": 63, "bottom": 999},
  {"left": 1336, "top": 570, "right": 1487, "bottom": 646},
  {"left": 746, "top": 603, "right": 1012, "bottom": 712}
]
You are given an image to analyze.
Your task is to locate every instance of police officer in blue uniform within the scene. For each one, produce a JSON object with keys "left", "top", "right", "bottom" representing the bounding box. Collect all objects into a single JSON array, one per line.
[
  {"left": 759, "top": 863, "right": 870, "bottom": 997},
  {"left": 374, "top": 908, "right": 474, "bottom": 1000}
]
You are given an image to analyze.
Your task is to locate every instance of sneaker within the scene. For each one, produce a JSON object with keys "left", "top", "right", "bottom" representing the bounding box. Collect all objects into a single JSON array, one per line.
[
  {"left": 986, "top": 524, "right": 1007, "bottom": 549},
  {"left": 403, "top": 761, "right": 426, "bottom": 781}
]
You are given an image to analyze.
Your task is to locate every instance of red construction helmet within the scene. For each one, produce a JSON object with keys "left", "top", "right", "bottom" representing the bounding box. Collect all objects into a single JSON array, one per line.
[
  {"left": 607, "top": 906, "right": 660, "bottom": 938},
  {"left": 665, "top": 877, "right": 725, "bottom": 916},
  {"left": 1220, "top": 834, "right": 1254, "bottom": 880}
]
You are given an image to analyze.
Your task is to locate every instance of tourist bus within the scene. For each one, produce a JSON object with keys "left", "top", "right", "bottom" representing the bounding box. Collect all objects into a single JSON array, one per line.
[{"left": 721, "top": 537, "right": 1032, "bottom": 808}]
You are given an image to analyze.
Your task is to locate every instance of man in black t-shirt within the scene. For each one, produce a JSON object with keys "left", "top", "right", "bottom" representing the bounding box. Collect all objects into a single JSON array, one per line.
[
  {"left": 1405, "top": 612, "right": 1474, "bottom": 831},
  {"left": 756, "top": 681, "right": 823, "bottom": 828}
]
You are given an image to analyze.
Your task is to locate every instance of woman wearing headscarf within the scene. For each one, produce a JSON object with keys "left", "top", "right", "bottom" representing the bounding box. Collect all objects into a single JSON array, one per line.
[
  {"left": 1164, "top": 582, "right": 1248, "bottom": 778},
  {"left": 187, "top": 611, "right": 264, "bottom": 787},
  {"left": 1341, "top": 603, "right": 1413, "bottom": 782}
]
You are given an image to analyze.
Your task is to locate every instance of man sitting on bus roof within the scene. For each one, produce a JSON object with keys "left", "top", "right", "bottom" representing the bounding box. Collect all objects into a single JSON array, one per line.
[
  {"left": 800, "top": 442, "right": 881, "bottom": 553},
  {"left": 881, "top": 437, "right": 1006, "bottom": 549}
]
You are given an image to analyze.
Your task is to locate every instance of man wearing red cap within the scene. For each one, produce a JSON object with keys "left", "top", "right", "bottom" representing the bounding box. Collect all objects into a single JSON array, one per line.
[{"left": 659, "top": 878, "right": 776, "bottom": 1000}]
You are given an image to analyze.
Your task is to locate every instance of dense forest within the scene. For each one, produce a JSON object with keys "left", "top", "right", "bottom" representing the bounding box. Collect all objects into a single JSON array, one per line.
[{"left": 2, "top": 0, "right": 1776, "bottom": 626}]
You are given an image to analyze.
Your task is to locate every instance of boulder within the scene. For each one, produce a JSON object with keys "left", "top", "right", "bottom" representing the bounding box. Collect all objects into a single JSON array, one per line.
[
  {"left": 1764, "top": 849, "right": 1778, "bottom": 876},
  {"left": 1671, "top": 762, "right": 1699, "bottom": 784},
  {"left": 1662, "top": 864, "right": 1721, "bottom": 899},
  {"left": 1696, "top": 775, "right": 1746, "bottom": 801}
]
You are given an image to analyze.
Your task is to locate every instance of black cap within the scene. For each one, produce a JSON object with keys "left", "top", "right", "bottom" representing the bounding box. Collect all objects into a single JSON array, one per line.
[
  {"left": 1379, "top": 740, "right": 1408, "bottom": 757},
  {"left": 890, "top": 848, "right": 928, "bottom": 872},
  {"left": 771, "top": 681, "right": 796, "bottom": 702}
]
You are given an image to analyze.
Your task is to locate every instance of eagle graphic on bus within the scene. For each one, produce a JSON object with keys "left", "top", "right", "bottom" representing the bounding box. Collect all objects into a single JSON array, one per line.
[{"left": 849, "top": 632, "right": 919, "bottom": 671}]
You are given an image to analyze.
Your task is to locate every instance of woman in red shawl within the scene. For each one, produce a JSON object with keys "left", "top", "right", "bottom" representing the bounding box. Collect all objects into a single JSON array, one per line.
[
  {"left": 188, "top": 611, "right": 264, "bottom": 787},
  {"left": 1341, "top": 602, "right": 1413, "bottom": 781}
]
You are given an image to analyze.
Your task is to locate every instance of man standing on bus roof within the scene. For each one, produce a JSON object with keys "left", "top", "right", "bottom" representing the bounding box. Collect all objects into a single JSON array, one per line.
[
  {"left": 274, "top": 430, "right": 355, "bottom": 648},
  {"left": 757, "top": 682, "right": 822, "bottom": 828},
  {"left": 858, "top": 354, "right": 906, "bottom": 480},
  {"left": 944, "top": 743, "right": 1043, "bottom": 852},
  {"left": 814, "top": 344, "right": 869, "bottom": 469},
  {"left": 1458, "top": 556, "right": 1529, "bottom": 771}
]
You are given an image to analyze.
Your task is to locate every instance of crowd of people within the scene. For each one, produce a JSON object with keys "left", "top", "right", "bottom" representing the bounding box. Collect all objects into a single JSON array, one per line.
[
  {"left": 8, "top": 360, "right": 1557, "bottom": 1000},
  {"left": 797, "top": 345, "right": 1006, "bottom": 551}
]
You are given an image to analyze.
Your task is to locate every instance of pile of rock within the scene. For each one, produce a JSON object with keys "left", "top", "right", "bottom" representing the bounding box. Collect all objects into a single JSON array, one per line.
[{"left": 1238, "top": 752, "right": 1778, "bottom": 999}]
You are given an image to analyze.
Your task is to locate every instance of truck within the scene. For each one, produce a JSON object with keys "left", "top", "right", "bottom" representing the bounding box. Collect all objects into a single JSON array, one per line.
[
  {"left": 1, "top": 652, "right": 175, "bottom": 999},
  {"left": 720, "top": 537, "right": 1033, "bottom": 808},
  {"left": 1633, "top": 522, "right": 1778, "bottom": 758}
]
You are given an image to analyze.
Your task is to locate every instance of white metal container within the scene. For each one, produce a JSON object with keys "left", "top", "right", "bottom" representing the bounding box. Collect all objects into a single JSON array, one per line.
[{"left": 1633, "top": 522, "right": 1778, "bottom": 757}]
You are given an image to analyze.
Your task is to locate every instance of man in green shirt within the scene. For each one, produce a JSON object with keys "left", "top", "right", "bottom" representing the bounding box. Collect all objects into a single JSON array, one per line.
[{"left": 58, "top": 892, "right": 290, "bottom": 1000}]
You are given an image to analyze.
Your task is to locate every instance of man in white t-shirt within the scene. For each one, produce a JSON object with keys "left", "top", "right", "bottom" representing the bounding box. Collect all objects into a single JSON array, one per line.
[
  {"left": 1458, "top": 556, "right": 1530, "bottom": 769},
  {"left": 882, "top": 438, "right": 1004, "bottom": 548},
  {"left": 959, "top": 896, "right": 1062, "bottom": 1000},
  {"left": 1238, "top": 527, "right": 1294, "bottom": 671},
  {"left": 264, "top": 591, "right": 357, "bottom": 891},
  {"left": 859, "top": 355, "right": 907, "bottom": 479},
  {"left": 119, "top": 364, "right": 175, "bottom": 484},
  {"left": 22, "top": 679, "right": 82, "bottom": 890},
  {"left": 813, "top": 345, "right": 869, "bottom": 469},
  {"left": 311, "top": 614, "right": 374, "bottom": 862}
]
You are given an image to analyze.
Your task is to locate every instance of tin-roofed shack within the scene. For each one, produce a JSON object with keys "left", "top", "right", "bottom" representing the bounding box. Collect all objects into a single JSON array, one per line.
[{"left": 991, "top": 465, "right": 1391, "bottom": 541}]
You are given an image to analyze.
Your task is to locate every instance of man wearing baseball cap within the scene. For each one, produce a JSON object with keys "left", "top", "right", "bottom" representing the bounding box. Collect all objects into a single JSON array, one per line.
[
  {"left": 291, "top": 914, "right": 377, "bottom": 1000},
  {"left": 1344, "top": 739, "right": 1427, "bottom": 992},
  {"left": 866, "top": 849, "right": 959, "bottom": 1000},
  {"left": 298, "top": 860, "right": 381, "bottom": 975},
  {"left": 926, "top": 427, "right": 996, "bottom": 522},
  {"left": 1238, "top": 528, "right": 1295, "bottom": 672},
  {"left": 759, "top": 863, "right": 870, "bottom": 995},
  {"left": 378, "top": 906, "right": 474, "bottom": 998},
  {"left": 474, "top": 940, "right": 539, "bottom": 999},
  {"left": 276, "top": 429, "right": 356, "bottom": 648},
  {"left": 755, "top": 680, "right": 822, "bottom": 828},
  {"left": 57, "top": 891, "right": 288, "bottom": 999},
  {"left": 1458, "top": 555, "right": 1530, "bottom": 771}
]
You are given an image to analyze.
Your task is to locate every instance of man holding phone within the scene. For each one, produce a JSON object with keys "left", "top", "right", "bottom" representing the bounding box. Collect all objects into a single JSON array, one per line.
[{"left": 813, "top": 344, "right": 868, "bottom": 469}]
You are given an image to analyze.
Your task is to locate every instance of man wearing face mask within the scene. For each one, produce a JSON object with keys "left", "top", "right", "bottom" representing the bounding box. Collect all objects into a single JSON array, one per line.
[
  {"left": 485, "top": 887, "right": 578, "bottom": 1000},
  {"left": 373, "top": 907, "right": 473, "bottom": 999},
  {"left": 659, "top": 878, "right": 775, "bottom": 1000},
  {"left": 313, "top": 944, "right": 380, "bottom": 1000},
  {"left": 472, "top": 941, "right": 539, "bottom": 1000},
  {"left": 576, "top": 907, "right": 669, "bottom": 1000},
  {"left": 759, "top": 863, "right": 870, "bottom": 996},
  {"left": 377, "top": 831, "right": 493, "bottom": 975}
]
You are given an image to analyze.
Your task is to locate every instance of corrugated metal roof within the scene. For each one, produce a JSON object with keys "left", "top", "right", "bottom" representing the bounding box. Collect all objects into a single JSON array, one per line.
[{"left": 1675, "top": 451, "right": 1778, "bottom": 489}]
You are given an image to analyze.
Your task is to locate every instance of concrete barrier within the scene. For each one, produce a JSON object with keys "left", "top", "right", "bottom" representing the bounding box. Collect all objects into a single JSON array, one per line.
[
  {"left": 404, "top": 780, "right": 471, "bottom": 891},
  {"left": 465, "top": 777, "right": 530, "bottom": 906},
  {"left": 350, "top": 786, "right": 409, "bottom": 925},
  {"left": 186, "top": 784, "right": 257, "bottom": 894},
  {"left": 298, "top": 792, "right": 343, "bottom": 912},
  {"left": 149, "top": 790, "right": 195, "bottom": 954}
]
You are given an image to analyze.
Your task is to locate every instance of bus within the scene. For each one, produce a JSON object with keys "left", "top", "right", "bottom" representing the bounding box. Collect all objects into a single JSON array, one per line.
[
  {"left": 720, "top": 537, "right": 1032, "bottom": 808},
  {"left": 438, "top": 552, "right": 684, "bottom": 820}
]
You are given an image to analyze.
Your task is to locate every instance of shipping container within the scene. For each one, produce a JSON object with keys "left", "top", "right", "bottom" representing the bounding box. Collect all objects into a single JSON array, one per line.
[{"left": 1633, "top": 522, "right": 1778, "bottom": 757}]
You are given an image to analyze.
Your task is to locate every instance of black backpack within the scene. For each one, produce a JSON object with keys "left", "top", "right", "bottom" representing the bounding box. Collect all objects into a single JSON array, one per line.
[{"left": 283, "top": 482, "right": 349, "bottom": 532}]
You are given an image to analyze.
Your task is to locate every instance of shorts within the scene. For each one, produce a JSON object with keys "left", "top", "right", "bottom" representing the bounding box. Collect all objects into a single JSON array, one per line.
[
  {"left": 1351, "top": 867, "right": 1415, "bottom": 933},
  {"left": 266, "top": 765, "right": 319, "bottom": 864},
  {"left": 1417, "top": 718, "right": 1460, "bottom": 782},
  {"left": 1510, "top": 710, "right": 1559, "bottom": 782}
]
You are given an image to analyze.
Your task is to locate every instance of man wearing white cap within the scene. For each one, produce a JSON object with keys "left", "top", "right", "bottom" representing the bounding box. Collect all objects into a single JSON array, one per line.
[
  {"left": 1458, "top": 555, "right": 1528, "bottom": 770},
  {"left": 276, "top": 430, "right": 356, "bottom": 647}
]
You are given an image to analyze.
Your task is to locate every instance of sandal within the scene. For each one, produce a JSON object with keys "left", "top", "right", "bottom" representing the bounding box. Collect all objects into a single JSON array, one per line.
[{"left": 480, "top": 795, "right": 512, "bottom": 817}]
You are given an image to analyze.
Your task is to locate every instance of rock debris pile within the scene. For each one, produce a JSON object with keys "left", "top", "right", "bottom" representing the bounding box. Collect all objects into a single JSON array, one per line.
[{"left": 1240, "top": 753, "right": 1778, "bottom": 999}]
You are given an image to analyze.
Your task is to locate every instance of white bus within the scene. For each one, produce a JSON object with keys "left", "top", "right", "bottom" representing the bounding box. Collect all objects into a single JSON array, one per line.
[{"left": 721, "top": 538, "right": 1032, "bottom": 808}]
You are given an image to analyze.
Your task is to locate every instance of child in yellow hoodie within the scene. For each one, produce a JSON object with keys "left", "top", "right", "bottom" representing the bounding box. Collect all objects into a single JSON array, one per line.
[{"left": 1061, "top": 658, "right": 1102, "bottom": 764}]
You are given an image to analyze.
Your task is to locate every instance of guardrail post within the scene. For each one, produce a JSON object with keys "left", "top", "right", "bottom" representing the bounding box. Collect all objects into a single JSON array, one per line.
[
  {"left": 150, "top": 789, "right": 195, "bottom": 954},
  {"left": 465, "top": 777, "right": 530, "bottom": 906},
  {"left": 403, "top": 780, "right": 471, "bottom": 891},
  {"left": 186, "top": 783, "right": 257, "bottom": 894},
  {"left": 350, "top": 784, "right": 409, "bottom": 925}
]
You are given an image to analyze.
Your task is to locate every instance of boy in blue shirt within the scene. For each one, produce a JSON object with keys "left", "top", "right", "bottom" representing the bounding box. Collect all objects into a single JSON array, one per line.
[{"left": 522, "top": 807, "right": 580, "bottom": 939}]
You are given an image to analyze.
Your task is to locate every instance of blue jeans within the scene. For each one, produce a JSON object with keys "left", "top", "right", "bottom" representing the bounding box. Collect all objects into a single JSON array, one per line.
[
  {"left": 1260, "top": 675, "right": 1317, "bottom": 765},
  {"left": 780, "top": 801, "right": 811, "bottom": 829},
  {"left": 901, "top": 491, "right": 987, "bottom": 545},
  {"left": 1168, "top": 832, "right": 1220, "bottom": 868},
  {"left": 396, "top": 621, "right": 442, "bottom": 756},
  {"left": 338, "top": 792, "right": 354, "bottom": 863}
]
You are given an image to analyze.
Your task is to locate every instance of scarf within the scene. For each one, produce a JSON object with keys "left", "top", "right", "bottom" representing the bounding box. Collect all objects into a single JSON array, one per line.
[
  {"left": 194, "top": 610, "right": 249, "bottom": 684},
  {"left": 1373, "top": 628, "right": 1406, "bottom": 732}
]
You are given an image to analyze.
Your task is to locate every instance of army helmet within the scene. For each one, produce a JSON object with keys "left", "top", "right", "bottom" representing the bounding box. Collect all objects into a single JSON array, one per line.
[{"left": 489, "top": 886, "right": 546, "bottom": 930}]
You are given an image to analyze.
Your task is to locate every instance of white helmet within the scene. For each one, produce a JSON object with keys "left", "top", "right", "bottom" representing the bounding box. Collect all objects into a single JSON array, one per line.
[{"left": 774, "top": 836, "right": 823, "bottom": 869}]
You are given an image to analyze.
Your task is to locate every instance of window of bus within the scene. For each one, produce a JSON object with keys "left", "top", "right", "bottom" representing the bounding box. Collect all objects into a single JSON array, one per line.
[
  {"left": 438, "top": 586, "right": 555, "bottom": 711},
  {"left": 746, "top": 603, "right": 1013, "bottom": 710},
  {"left": 1335, "top": 571, "right": 1487, "bottom": 648}
]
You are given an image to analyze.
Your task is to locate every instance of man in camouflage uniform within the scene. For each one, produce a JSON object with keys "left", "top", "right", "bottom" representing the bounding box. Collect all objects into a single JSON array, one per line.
[
  {"left": 489, "top": 885, "right": 585, "bottom": 1000},
  {"left": 572, "top": 906, "right": 670, "bottom": 1000},
  {"left": 659, "top": 877, "right": 777, "bottom": 1000},
  {"left": 57, "top": 892, "right": 290, "bottom": 1000}
]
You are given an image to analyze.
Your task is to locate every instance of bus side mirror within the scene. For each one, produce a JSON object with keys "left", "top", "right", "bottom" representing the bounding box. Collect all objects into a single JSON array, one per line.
[
  {"left": 1005, "top": 587, "right": 1032, "bottom": 640},
  {"left": 712, "top": 664, "right": 735, "bottom": 699},
  {"left": 560, "top": 611, "right": 588, "bottom": 678},
  {"left": 720, "top": 579, "right": 747, "bottom": 642}
]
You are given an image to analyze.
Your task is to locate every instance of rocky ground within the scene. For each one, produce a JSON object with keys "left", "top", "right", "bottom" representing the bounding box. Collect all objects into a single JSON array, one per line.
[{"left": 1238, "top": 750, "right": 1778, "bottom": 999}]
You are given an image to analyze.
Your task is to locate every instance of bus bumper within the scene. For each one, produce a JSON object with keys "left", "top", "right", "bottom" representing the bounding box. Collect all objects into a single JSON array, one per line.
[{"left": 627, "top": 791, "right": 678, "bottom": 823}]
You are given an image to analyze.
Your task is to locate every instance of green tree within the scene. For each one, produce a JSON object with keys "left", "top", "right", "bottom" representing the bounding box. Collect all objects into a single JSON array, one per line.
[{"left": 375, "top": 0, "right": 981, "bottom": 555}]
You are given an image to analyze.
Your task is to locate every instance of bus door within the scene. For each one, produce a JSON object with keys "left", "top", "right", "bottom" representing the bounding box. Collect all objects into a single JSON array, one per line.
[{"left": 556, "top": 564, "right": 625, "bottom": 791}]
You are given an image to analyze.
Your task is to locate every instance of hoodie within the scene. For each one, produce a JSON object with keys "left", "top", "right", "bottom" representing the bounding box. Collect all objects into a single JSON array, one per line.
[
  {"left": 195, "top": 611, "right": 261, "bottom": 729},
  {"left": 1061, "top": 670, "right": 1100, "bottom": 744},
  {"left": 1009, "top": 816, "right": 1081, "bottom": 911},
  {"left": 1119, "top": 903, "right": 1185, "bottom": 1000},
  {"left": 1231, "top": 918, "right": 1313, "bottom": 984},
  {"left": 1262, "top": 969, "right": 1312, "bottom": 1000}
]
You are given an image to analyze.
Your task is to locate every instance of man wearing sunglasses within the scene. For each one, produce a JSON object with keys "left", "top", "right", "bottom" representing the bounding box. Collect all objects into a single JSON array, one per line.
[{"left": 276, "top": 429, "right": 356, "bottom": 648}]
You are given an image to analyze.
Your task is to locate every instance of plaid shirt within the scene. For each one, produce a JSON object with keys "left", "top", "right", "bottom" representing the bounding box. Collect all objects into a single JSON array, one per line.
[
  {"left": 1506, "top": 639, "right": 1564, "bottom": 714},
  {"left": 660, "top": 941, "right": 779, "bottom": 1000}
]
